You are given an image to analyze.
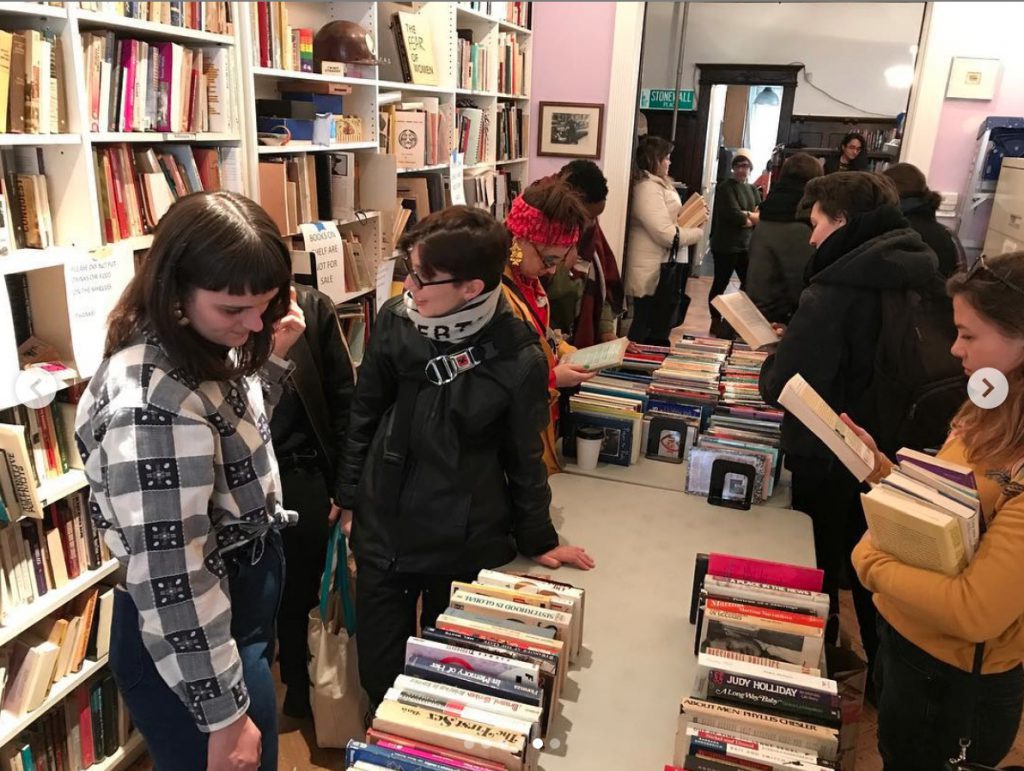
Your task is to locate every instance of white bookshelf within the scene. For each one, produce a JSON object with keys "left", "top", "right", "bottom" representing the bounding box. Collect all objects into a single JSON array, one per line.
[
  {"left": 93, "top": 732, "right": 146, "bottom": 771},
  {"left": 74, "top": 8, "right": 233, "bottom": 44}
]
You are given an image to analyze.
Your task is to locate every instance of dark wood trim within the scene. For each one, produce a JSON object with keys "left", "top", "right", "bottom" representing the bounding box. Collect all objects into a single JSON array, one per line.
[{"left": 683, "top": 64, "right": 803, "bottom": 194}]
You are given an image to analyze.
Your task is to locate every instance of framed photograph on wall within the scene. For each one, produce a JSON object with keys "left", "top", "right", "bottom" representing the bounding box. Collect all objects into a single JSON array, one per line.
[
  {"left": 537, "top": 101, "right": 605, "bottom": 159},
  {"left": 946, "top": 57, "right": 1001, "bottom": 100}
]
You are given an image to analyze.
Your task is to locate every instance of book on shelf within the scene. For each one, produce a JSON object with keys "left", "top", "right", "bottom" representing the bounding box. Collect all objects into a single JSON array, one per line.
[
  {"left": 455, "top": 104, "right": 488, "bottom": 167},
  {"left": 80, "top": 33, "right": 237, "bottom": 134},
  {"left": 457, "top": 29, "right": 489, "bottom": 92},
  {"left": 391, "top": 11, "right": 440, "bottom": 87},
  {"left": 248, "top": 2, "right": 311, "bottom": 71},
  {"left": 496, "top": 101, "right": 526, "bottom": 161},
  {"left": 0, "top": 28, "right": 69, "bottom": 137},
  {"left": 709, "top": 291, "right": 778, "bottom": 351},
  {"left": 496, "top": 32, "right": 526, "bottom": 95},
  {"left": 79, "top": 2, "right": 233, "bottom": 35}
]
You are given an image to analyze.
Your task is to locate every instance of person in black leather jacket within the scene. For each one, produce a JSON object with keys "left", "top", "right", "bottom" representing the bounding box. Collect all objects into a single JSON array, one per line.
[
  {"left": 271, "top": 283, "right": 355, "bottom": 718},
  {"left": 758, "top": 172, "right": 944, "bottom": 681},
  {"left": 338, "top": 206, "right": 594, "bottom": 709}
]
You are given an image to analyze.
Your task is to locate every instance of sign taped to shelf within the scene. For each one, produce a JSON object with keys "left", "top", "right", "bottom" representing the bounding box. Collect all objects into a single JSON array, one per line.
[
  {"left": 64, "top": 244, "right": 134, "bottom": 378},
  {"left": 296, "top": 222, "right": 346, "bottom": 304},
  {"left": 449, "top": 150, "right": 466, "bottom": 206},
  {"left": 321, "top": 61, "right": 346, "bottom": 76},
  {"left": 163, "top": 132, "right": 197, "bottom": 141},
  {"left": 376, "top": 258, "right": 397, "bottom": 314},
  {"left": 639, "top": 89, "right": 695, "bottom": 111}
]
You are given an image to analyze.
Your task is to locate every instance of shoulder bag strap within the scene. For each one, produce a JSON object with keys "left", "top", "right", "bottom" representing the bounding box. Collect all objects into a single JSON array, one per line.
[{"left": 949, "top": 642, "right": 988, "bottom": 768}]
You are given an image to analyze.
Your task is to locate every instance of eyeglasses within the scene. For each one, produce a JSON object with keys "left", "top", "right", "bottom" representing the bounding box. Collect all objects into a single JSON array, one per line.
[
  {"left": 400, "top": 253, "right": 461, "bottom": 290},
  {"left": 965, "top": 255, "right": 1024, "bottom": 297},
  {"left": 530, "top": 242, "right": 575, "bottom": 268}
]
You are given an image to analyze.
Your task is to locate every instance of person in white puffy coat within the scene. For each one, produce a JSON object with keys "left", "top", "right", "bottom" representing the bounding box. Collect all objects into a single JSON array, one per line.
[{"left": 625, "top": 135, "right": 704, "bottom": 344}]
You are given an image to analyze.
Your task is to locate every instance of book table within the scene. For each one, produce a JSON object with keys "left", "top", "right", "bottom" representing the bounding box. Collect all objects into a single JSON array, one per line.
[{"left": 501, "top": 471, "right": 815, "bottom": 769}]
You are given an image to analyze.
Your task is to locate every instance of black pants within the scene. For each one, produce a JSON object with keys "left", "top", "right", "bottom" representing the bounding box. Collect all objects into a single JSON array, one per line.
[
  {"left": 277, "top": 465, "right": 332, "bottom": 693},
  {"left": 355, "top": 561, "right": 477, "bottom": 709},
  {"left": 708, "top": 249, "right": 750, "bottom": 321},
  {"left": 790, "top": 462, "right": 878, "bottom": 667},
  {"left": 875, "top": 617, "right": 1024, "bottom": 770}
]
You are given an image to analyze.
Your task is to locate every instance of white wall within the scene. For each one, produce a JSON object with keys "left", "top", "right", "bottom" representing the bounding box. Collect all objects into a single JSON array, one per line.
[{"left": 642, "top": 2, "right": 925, "bottom": 118}]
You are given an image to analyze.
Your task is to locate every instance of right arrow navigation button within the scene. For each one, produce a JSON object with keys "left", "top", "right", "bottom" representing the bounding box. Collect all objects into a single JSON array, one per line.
[{"left": 968, "top": 367, "right": 1009, "bottom": 409}]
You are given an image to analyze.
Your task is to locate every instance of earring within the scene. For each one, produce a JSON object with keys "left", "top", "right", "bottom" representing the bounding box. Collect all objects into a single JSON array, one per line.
[
  {"left": 173, "top": 302, "right": 189, "bottom": 326},
  {"left": 509, "top": 240, "right": 524, "bottom": 267}
]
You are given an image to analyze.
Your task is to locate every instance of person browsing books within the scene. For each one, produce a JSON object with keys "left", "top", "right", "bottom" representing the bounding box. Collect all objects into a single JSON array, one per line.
[
  {"left": 501, "top": 177, "right": 596, "bottom": 475},
  {"left": 758, "top": 172, "right": 947, "bottom": 676},
  {"left": 848, "top": 251, "right": 1024, "bottom": 770},
  {"left": 542, "top": 160, "right": 625, "bottom": 348},
  {"left": 75, "top": 192, "right": 306, "bottom": 771},
  {"left": 337, "top": 206, "right": 594, "bottom": 712},
  {"left": 625, "top": 135, "right": 706, "bottom": 345}
]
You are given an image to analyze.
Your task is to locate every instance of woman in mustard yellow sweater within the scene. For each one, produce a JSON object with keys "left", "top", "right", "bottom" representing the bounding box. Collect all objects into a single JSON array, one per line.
[{"left": 846, "top": 251, "right": 1024, "bottom": 770}]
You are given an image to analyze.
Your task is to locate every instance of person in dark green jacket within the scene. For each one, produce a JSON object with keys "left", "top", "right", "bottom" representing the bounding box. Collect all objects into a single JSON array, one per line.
[{"left": 709, "top": 152, "right": 761, "bottom": 325}]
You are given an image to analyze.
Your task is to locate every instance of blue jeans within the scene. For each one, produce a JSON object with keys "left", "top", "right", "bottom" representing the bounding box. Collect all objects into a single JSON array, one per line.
[
  {"left": 875, "top": 617, "right": 1024, "bottom": 771},
  {"left": 108, "top": 532, "right": 285, "bottom": 771}
]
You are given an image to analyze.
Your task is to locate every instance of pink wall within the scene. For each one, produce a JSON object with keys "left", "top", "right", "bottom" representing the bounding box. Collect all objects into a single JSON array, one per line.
[
  {"left": 528, "top": 2, "right": 617, "bottom": 180},
  {"left": 926, "top": 4, "right": 1024, "bottom": 197}
]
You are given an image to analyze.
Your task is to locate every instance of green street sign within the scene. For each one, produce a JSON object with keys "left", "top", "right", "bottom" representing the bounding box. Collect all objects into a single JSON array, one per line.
[{"left": 640, "top": 89, "right": 695, "bottom": 111}]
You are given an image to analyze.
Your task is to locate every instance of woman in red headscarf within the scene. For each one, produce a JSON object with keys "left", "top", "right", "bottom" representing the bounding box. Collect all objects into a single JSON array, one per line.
[{"left": 501, "top": 177, "right": 594, "bottom": 474}]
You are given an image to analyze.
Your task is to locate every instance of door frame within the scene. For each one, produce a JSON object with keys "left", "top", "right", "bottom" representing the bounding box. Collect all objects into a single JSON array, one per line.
[{"left": 682, "top": 63, "right": 803, "bottom": 195}]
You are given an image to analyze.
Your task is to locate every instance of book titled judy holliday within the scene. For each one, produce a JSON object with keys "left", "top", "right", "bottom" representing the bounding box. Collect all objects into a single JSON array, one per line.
[{"left": 449, "top": 590, "right": 573, "bottom": 646}]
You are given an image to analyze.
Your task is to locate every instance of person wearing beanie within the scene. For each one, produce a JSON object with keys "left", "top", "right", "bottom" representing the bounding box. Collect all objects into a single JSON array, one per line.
[{"left": 709, "top": 151, "right": 762, "bottom": 329}]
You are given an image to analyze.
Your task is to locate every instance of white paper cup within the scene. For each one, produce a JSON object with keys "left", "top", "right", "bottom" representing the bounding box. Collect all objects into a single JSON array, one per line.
[{"left": 575, "top": 426, "right": 603, "bottom": 471}]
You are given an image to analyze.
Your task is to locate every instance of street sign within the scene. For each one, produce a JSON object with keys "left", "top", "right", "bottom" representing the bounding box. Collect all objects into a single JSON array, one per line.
[{"left": 640, "top": 88, "right": 695, "bottom": 111}]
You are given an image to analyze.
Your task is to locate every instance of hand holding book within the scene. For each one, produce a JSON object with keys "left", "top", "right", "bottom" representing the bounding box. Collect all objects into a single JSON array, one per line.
[{"left": 837, "top": 413, "right": 894, "bottom": 484}]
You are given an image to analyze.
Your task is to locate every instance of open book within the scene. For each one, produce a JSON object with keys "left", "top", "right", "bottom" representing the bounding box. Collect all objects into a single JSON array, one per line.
[
  {"left": 777, "top": 374, "right": 875, "bottom": 482},
  {"left": 710, "top": 291, "right": 779, "bottom": 350},
  {"left": 562, "top": 337, "right": 630, "bottom": 371}
]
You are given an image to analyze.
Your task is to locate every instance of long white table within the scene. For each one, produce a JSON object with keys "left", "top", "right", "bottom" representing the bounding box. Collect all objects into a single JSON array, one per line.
[{"left": 501, "top": 471, "right": 816, "bottom": 770}]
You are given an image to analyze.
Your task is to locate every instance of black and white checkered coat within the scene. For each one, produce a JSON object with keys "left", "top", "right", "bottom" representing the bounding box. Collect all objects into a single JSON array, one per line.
[{"left": 75, "top": 333, "right": 295, "bottom": 732}]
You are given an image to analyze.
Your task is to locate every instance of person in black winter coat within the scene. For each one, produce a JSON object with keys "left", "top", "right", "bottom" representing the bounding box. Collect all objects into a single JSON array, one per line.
[
  {"left": 758, "top": 172, "right": 945, "bottom": 678},
  {"left": 338, "top": 206, "right": 594, "bottom": 710},
  {"left": 745, "top": 152, "right": 823, "bottom": 324},
  {"left": 271, "top": 283, "right": 356, "bottom": 718},
  {"left": 883, "top": 162, "right": 961, "bottom": 278}
]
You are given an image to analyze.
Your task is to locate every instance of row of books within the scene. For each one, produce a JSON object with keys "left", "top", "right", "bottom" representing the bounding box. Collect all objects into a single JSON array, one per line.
[
  {"left": 778, "top": 373, "right": 982, "bottom": 577},
  {"left": 458, "top": 1, "right": 533, "bottom": 28},
  {"left": 0, "top": 398, "right": 79, "bottom": 510},
  {"left": 0, "top": 29, "right": 69, "bottom": 135},
  {"left": 248, "top": 2, "right": 312, "bottom": 72},
  {"left": 94, "top": 143, "right": 237, "bottom": 244},
  {"left": 80, "top": 34, "right": 235, "bottom": 134},
  {"left": 464, "top": 167, "right": 520, "bottom": 221},
  {"left": 77, "top": 2, "right": 233, "bottom": 35},
  {"left": 496, "top": 102, "right": 526, "bottom": 162},
  {"left": 348, "top": 569, "right": 584, "bottom": 771},
  {"left": 383, "top": 99, "right": 450, "bottom": 170},
  {"left": 337, "top": 296, "right": 375, "bottom": 368},
  {"left": 1, "top": 581, "right": 113, "bottom": 719},
  {"left": 496, "top": 32, "right": 526, "bottom": 96},
  {"left": 456, "top": 33, "right": 489, "bottom": 93},
  {"left": 0, "top": 674, "right": 132, "bottom": 771},
  {"left": 1, "top": 147, "right": 54, "bottom": 251},
  {"left": 258, "top": 151, "right": 360, "bottom": 237},
  {"left": 671, "top": 553, "right": 841, "bottom": 770},
  {"left": 0, "top": 492, "right": 110, "bottom": 624}
]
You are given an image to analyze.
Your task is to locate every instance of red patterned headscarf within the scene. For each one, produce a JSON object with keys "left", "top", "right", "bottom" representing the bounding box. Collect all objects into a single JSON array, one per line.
[{"left": 505, "top": 194, "right": 580, "bottom": 247}]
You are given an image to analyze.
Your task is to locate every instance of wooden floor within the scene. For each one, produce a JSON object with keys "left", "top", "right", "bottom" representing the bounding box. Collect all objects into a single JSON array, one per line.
[{"left": 128, "top": 275, "right": 1024, "bottom": 770}]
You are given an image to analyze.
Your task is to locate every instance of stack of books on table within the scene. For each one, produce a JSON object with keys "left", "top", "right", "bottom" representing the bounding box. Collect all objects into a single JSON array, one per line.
[
  {"left": 564, "top": 382, "right": 644, "bottom": 467},
  {"left": 687, "top": 404, "right": 784, "bottom": 504},
  {"left": 673, "top": 553, "right": 840, "bottom": 770},
  {"left": 349, "top": 570, "right": 585, "bottom": 771},
  {"left": 620, "top": 343, "right": 671, "bottom": 373},
  {"left": 779, "top": 373, "right": 981, "bottom": 575},
  {"left": 718, "top": 345, "right": 773, "bottom": 410},
  {"left": 647, "top": 337, "right": 728, "bottom": 427}
]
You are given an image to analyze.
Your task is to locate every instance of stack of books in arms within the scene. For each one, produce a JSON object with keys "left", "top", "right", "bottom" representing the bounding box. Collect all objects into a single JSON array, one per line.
[
  {"left": 0, "top": 672, "right": 133, "bottom": 771},
  {"left": 779, "top": 373, "right": 981, "bottom": 575},
  {"left": 673, "top": 552, "right": 840, "bottom": 770},
  {"left": 346, "top": 570, "right": 585, "bottom": 771}
]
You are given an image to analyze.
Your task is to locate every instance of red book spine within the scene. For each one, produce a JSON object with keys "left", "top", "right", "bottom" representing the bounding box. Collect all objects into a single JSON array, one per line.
[
  {"left": 56, "top": 501, "right": 80, "bottom": 579},
  {"left": 106, "top": 147, "right": 131, "bottom": 240},
  {"left": 704, "top": 598, "right": 824, "bottom": 629},
  {"left": 257, "top": 2, "right": 269, "bottom": 68},
  {"left": 708, "top": 553, "right": 824, "bottom": 593},
  {"left": 77, "top": 687, "right": 95, "bottom": 767},
  {"left": 35, "top": 408, "right": 58, "bottom": 477}
]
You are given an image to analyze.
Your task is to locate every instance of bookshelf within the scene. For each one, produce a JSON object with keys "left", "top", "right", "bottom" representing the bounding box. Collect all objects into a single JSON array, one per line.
[{"left": 0, "top": 1, "right": 536, "bottom": 765}]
